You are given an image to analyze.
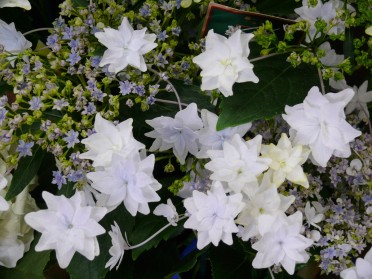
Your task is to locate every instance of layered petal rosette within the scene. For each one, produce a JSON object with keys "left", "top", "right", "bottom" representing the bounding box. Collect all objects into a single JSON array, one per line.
[
  {"left": 282, "top": 87, "right": 361, "bottom": 167},
  {"left": 80, "top": 113, "right": 144, "bottom": 167},
  {"left": 25, "top": 191, "right": 107, "bottom": 269},
  {"left": 145, "top": 103, "right": 203, "bottom": 164},
  {"left": 95, "top": 17, "right": 157, "bottom": 73},
  {"left": 205, "top": 134, "right": 271, "bottom": 196},
  {"left": 184, "top": 182, "right": 245, "bottom": 249},
  {"left": 87, "top": 153, "right": 161, "bottom": 216},
  {"left": 193, "top": 29, "right": 258, "bottom": 97},
  {"left": 252, "top": 212, "right": 313, "bottom": 275}
]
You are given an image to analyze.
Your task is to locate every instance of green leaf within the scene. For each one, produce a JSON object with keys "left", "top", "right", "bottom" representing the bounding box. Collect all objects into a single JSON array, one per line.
[
  {"left": 57, "top": 181, "right": 75, "bottom": 198},
  {"left": 344, "top": 28, "right": 354, "bottom": 65},
  {"left": 35, "top": 40, "right": 51, "bottom": 57},
  {"left": 217, "top": 54, "right": 319, "bottom": 130},
  {"left": 0, "top": 233, "right": 51, "bottom": 279},
  {"left": 255, "top": 0, "right": 301, "bottom": 16},
  {"left": 44, "top": 109, "right": 64, "bottom": 122},
  {"left": 71, "top": 0, "right": 89, "bottom": 9},
  {"left": 5, "top": 146, "right": 45, "bottom": 201},
  {"left": 171, "top": 79, "right": 215, "bottom": 112},
  {"left": 132, "top": 237, "right": 204, "bottom": 279},
  {"left": 209, "top": 240, "right": 259, "bottom": 279}
]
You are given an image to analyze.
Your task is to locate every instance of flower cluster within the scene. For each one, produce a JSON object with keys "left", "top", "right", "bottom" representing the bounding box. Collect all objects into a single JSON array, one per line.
[{"left": 0, "top": 0, "right": 370, "bottom": 278}]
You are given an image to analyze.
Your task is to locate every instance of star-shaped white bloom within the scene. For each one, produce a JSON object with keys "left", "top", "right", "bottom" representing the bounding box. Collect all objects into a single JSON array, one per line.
[
  {"left": 346, "top": 159, "right": 363, "bottom": 176},
  {"left": 25, "top": 191, "right": 107, "bottom": 269},
  {"left": 318, "top": 42, "right": 344, "bottom": 67},
  {"left": 87, "top": 153, "right": 161, "bottom": 216},
  {"left": 236, "top": 173, "right": 295, "bottom": 240},
  {"left": 95, "top": 17, "right": 157, "bottom": 73},
  {"left": 196, "top": 109, "right": 251, "bottom": 158},
  {"left": 80, "top": 113, "right": 144, "bottom": 167},
  {"left": 184, "top": 181, "right": 245, "bottom": 249},
  {"left": 105, "top": 222, "right": 128, "bottom": 271},
  {"left": 0, "top": 20, "right": 31, "bottom": 65},
  {"left": 304, "top": 202, "right": 324, "bottom": 230},
  {"left": 252, "top": 211, "right": 313, "bottom": 275},
  {"left": 346, "top": 80, "right": 372, "bottom": 121},
  {"left": 261, "top": 133, "right": 310, "bottom": 188},
  {"left": 145, "top": 103, "right": 203, "bottom": 165},
  {"left": 154, "top": 199, "right": 179, "bottom": 226},
  {"left": 205, "top": 134, "right": 271, "bottom": 196},
  {"left": 0, "top": 0, "right": 31, "bottom": 9},
  {"left": 282, "top": 86, "right": 361, "bottom": 167},
  {"left": 193, "top": 29, "right": 259, "bottom": 97},
  {"left": 340, "top": 247, "right": 372, "bottom": 279}
]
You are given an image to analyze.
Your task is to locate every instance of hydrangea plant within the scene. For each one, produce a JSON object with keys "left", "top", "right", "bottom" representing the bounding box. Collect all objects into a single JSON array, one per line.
[{"left": 0, "top": 0, "right": 371, "bottom": 278}]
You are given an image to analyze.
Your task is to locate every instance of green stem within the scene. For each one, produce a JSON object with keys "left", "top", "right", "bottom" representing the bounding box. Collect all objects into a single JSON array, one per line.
[
  {"left": 268, "top": 268, "right": 275, "bottom": 279},
  {"left": 23, "top": 27, "right": 53, "bottom": 36},
  {"left": 155, "top": 155, "right": 174, "bottom": 161},
  {"left": 317, "top": 67, "right": 325, "bottom": 95},
  {"left": 148, "top": 67, "right": 182, "bottom": 111},
  {"left": 250, "top": 52, "right": 283, "bottom": 62},
  {"left": 127, "top": 215, "right": 188, "bottom": 250}
]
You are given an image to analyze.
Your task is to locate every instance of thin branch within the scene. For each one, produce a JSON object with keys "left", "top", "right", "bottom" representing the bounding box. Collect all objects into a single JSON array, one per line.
[
  {"left": 154, "top": 98, "right": 189, "bottom": 108},
  {"left": 147, "top": 67, "right": 182, "bottom": 111},
  {"left": 317, "top": 67, "right": 326, "bottom": 95},
  {"left": 268, "top": 268, "right": 275, "bottom": 279},
  {"left": 250, "top": 52, "right": 283, "bottom": 63},
  {"left": 23, "top": 27, "right": 52, "bottom": 36},
  {"left": 127, "top": 215, "right": 188, "bottom": 250}
]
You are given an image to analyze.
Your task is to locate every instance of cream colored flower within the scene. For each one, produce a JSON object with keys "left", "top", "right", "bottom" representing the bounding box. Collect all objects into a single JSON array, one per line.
[
  {"left": 0, "top": 185, "right": 38, "bottom": 268},
  {"left": 261, "top": 133, "right": 309, "bottom": 187}
]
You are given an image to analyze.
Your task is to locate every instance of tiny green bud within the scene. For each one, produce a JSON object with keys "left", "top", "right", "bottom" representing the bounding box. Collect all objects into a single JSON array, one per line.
[
  {"left": 141, "top": 101, "right": 149, "bottom": 111},
  {"left": 164, "top": 161, "right": 175, "bottom": 173}
]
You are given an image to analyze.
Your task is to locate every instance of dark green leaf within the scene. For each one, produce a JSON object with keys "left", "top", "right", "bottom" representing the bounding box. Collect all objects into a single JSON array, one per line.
[
  {"left": 0, "top": 233, "right": 51, "bottom": 279},
  {"left": 44, "top": 109, "right": 64, "bottom": 122},
  {"left": 209, "top": 240, "right": 258, "bottom": 279},
  {"left": 171, "top": 79, "right": 215, "bottom": 112},
  {"left": 35, "top": 40, "right": 51, "bottom": 57},
  {"left": 6, "top": 146, "right": 45, "bottom": 201},
  {"left": 217, "top": 54, "right": 319, "bottom": 130},
  {"left": 71, "top": 0, "right": 89, "bottom": 9},
  {"left": 132, "top": 237, "right": 204, "bottom": 279},
  {"left": 344, "top": 28, "right": 354, "bottom": 65},
  {"left": 57, "top": 181, "right": 75, "bottom": 198},
  {"left": 255, "top": 0, "right": 301, "bottom": 16}
]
